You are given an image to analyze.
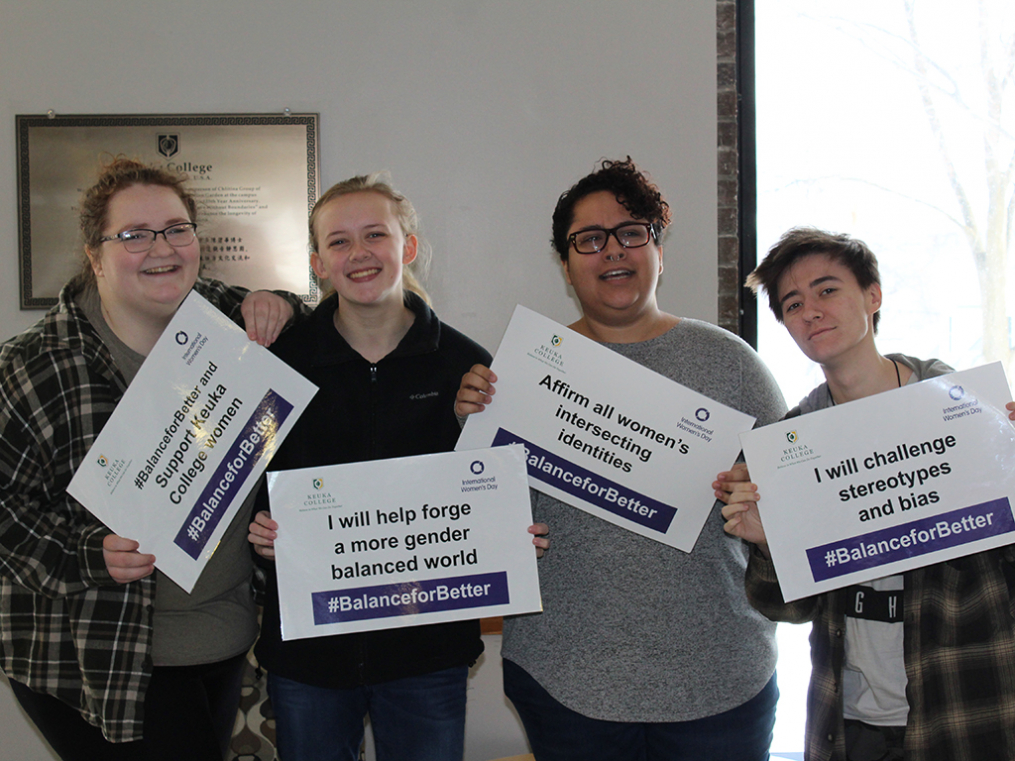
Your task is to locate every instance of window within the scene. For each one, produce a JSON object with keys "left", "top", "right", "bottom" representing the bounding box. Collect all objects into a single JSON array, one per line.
[{"left": 754, "top": 1, "right": 1014, "bottom": 754}]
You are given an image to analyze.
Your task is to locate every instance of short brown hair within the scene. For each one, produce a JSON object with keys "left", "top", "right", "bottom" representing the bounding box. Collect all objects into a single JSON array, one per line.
[
  {"left": 551, "top": 157, "right": 671, "bottom": 261},
  {"left": 76, "top": 157, "right": 197, "bottom": 287},
  {"left": 747, "top": 227, "right": 882, "bottom": 332},
  {"left": 309, "top": 173, "right": 430, "bottom": 305}
]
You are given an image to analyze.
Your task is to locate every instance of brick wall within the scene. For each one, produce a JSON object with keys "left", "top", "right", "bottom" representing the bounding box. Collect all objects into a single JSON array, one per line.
[{"left": 716, "top": 0, "right": 741, "bottom": 334}]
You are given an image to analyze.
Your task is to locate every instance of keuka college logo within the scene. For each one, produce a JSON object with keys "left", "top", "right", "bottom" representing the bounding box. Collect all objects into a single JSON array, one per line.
[
  {"left": 158, "top": 134, "right": 179, "bottom": 158},
  {"left": 780, "top": 430, "right": 816, "bottom": 465},
  {"left": 313, "top": 478, "right": 324, "bottom": 490},
  {"left": 530, "top": 333, "right": 565, "bottom": 368}
]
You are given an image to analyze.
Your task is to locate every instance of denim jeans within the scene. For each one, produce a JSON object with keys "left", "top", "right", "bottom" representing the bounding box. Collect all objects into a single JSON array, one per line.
[
  {"left": 267, "top": 666, "right": 468, "bottom": 761},
  {"left": 503, "top": 659, "right": 778, "bottom": 761}
]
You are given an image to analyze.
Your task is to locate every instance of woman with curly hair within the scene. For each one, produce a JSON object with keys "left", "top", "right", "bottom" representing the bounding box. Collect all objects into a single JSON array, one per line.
[{"left": 456, "top": 158, "right": 786, "bottom": 760}]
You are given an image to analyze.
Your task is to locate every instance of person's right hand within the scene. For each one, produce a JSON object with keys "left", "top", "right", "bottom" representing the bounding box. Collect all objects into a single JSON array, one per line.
[
  {"left": 455, "top": 364, "right": 497, "bottom": 418},
  {"left": 103, "top": 534, "right": 156, "bottom": 583},
  {"left": 248, "top": 510, "right": 278, "bottom": 560}
]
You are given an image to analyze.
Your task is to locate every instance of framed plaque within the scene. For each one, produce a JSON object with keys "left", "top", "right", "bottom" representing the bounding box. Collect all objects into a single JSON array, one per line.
[{"left": 16, "top": 113, "right": 321, "bottom": 309}]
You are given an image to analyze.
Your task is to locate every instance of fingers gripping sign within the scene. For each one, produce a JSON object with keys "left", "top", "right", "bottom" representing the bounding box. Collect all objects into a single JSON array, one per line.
[
  {"left": 103, "top": 533, "right": 156, "bottom": 583},
  {"left": 455, "top": 365, "right": 497, "bottom": 418}
]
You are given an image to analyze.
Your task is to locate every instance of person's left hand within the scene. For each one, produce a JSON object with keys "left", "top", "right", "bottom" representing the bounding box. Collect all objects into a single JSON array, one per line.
[
  {"left": 1007, "top": 401, "right": 1015, "bottom": 421},
  {"left": 248, "top": 510, "right": 278, "bottom": 560},
  {"left": 530, "top": 523, "right": 549, "bottom": 558},
  {"left": 241, "top": 291, "right": 294, "bottom": 347}
]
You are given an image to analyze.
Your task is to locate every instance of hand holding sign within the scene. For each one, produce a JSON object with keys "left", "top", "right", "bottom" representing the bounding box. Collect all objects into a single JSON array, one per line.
[
  {"left": 68, "top": 293, "right": 317, "bottom": 592},
  {"left": 268, "top": 445, "right": 541, "bottom": 640},
  {"left": 456, "top": 306, "right": 757, "bottom": 552},
  {"left": 738, "top": 363, "right": 1015, "bottom": 601}
]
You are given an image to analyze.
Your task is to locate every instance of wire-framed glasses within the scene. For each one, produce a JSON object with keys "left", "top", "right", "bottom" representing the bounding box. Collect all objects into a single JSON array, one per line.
[{"left": 99, "top": 222, "right": 198, "bottom": 254}]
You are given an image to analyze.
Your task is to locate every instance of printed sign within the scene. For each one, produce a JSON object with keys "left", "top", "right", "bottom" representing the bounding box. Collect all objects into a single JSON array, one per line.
[
  {"left": 456, "top": 305, "right": 756, "bottom": 552},
  {"left": 68, "top": 293, "right": 317, "bottom": 592},
  {"left": 739, "top": 363, "right": 1015, "bottom": 601},
  {"left": 269, "top": 445, "right": 541, "bottom": 640}
]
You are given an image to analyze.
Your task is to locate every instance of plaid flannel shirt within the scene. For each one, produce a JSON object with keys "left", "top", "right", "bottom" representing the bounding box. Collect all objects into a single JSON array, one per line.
[
  {"left": 0, "top": 277, "right": 296, "bottom": 743},
  {"left": 745, "top": 355, "right": 1015, "bottom": 761},
  {"left": 747, "top": 549, "right": 1015, "bottom": 760}
]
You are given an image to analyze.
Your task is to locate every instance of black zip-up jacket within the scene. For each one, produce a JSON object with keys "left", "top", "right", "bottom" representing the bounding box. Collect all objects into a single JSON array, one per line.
[{"left": 255, "top": 292, "right": 490, "bottom": 687}]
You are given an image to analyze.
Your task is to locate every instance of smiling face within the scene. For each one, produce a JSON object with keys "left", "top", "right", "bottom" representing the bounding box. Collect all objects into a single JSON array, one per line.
[
  {"left": 561, "top": 190, "right": 664, "bottom": 326},
  {"left": 90, "top": 183, "right": 200, "bottom": 326},
  {"left": 777, "top": 253, "right": 882, "bottom": 367},
  {"left": 310, "top": 191, "right": 418, "bottom": 311}
]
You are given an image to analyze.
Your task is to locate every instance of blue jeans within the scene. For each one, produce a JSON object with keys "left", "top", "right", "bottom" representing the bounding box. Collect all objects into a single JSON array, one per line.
[
  {"left": 503, "top": 659, "right": 778, "bottom": 761},
  {"left": 267, "top": 666, "right": 468, "bottom": 761}
]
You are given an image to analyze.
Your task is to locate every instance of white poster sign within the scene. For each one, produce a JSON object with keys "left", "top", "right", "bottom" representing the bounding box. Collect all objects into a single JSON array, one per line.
[
  {"left": 740, "top": 363, "right": 1015, "bottom": 601},
  {"left": 456, "top": 305, "right": 756, "bottom": 552},
  {"left": 269, "top": 444, "right": 541, "bottom": 640},
  {"left": 68, "top": 292, "right": 317, "bottom": 592}
]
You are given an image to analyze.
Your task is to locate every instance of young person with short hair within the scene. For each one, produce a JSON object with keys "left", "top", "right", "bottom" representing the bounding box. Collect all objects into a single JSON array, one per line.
[{"left": 717, "top": 227, "right": 1015, "bottom": 761}]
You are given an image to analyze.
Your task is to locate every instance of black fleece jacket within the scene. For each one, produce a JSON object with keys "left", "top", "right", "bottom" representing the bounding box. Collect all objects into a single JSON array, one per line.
[{"left": 255, "top": 292, "right": 491, "bottom": 687}]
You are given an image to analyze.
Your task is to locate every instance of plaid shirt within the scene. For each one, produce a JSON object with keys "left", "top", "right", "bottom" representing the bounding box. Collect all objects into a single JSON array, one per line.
[
  {"left": 745, "top": 357, "right": 1015, "bottom": 761},
  {"left": 0, "top": 277, "right": 290, "bottom": 743}
]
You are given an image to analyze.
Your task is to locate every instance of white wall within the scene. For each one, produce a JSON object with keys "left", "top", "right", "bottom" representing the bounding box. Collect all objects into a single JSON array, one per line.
[{"left": 0, "top": 1, "right": 718, "bottom": 758}]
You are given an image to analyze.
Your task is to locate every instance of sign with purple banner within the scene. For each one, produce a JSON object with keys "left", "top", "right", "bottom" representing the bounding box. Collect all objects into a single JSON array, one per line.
[
  {"left": 173, "top": 390, "right": 294, "bottom": 559},
  {"left": 456, "top": 305, "right": 756, "bottom": 552},
  {"left": 68, "top": 293, "right": 317, "bottom": 593},
  {"left": 268, "top": 445, "right": 541, "bottom": 640},
  {"left": 739, "top": 362, "right": 1015, "bottom": 602}
]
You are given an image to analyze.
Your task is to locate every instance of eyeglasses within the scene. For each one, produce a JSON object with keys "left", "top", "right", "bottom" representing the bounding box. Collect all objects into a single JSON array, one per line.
[
  {"left": 567, "top": 223, "right": 657, "bottom": 255},
  {"left": 99, "top": 222, "right": 198, "bottom": 254}
]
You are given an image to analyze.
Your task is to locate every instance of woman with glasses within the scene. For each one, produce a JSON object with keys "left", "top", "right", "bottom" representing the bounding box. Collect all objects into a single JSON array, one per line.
[
  {"left": 0, "top": 158, "right": 299, "bottom": 760},
  {"left": 455, "top": 158, "right": 785, "bottom": 760}
]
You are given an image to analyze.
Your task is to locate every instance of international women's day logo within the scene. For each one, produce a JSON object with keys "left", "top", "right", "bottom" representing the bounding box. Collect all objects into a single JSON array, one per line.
[
  {"left": 942, "top": 383, "right": 982, "bottom": 422},
  {"left": 462, "top": 459, "right": 497, "bottom": 493}
]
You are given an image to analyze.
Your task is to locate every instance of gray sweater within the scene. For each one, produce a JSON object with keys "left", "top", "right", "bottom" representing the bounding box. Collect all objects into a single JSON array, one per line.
[{"left": 502, "top": 318, "right": 787, "bottom": 722}]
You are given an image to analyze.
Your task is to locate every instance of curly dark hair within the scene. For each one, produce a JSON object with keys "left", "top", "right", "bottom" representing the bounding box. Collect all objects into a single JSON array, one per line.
[{"left": 551, "top": 157, "right": 671, "bottom": 261}]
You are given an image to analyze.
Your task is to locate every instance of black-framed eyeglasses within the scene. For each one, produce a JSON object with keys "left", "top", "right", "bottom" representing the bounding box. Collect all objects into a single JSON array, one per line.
[
  {"left": 99, "top": 222, "right": 198, "bottom": 254},
  {"left": 567, "top": 223, "right": 657, "bottom": 255}
]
